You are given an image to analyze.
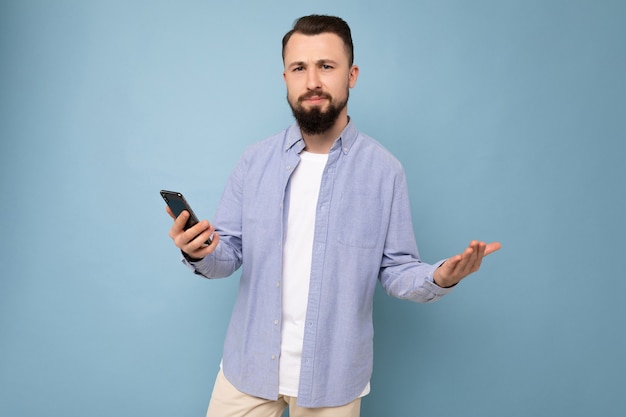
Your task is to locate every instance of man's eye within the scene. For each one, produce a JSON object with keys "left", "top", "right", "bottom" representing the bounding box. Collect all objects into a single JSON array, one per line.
[
  {"left": 293, "top": 66, "right": 304, "bottom": 72},
  {"left": 322, "top": 64, "right": 333, "bottom": 70}
]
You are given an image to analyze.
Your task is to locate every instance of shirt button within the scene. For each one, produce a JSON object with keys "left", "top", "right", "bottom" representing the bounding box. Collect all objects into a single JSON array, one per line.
[
  {"left": 286, "top": 165, "right": 291, "bottom": 170},
  {"left": 274, "top": 320, "right": 279, "bottom": 325},
  {"left": 272, "top": 355, "right": 276, "bottom": 360},
  {"left": 276, "top": 282, "right": 280, "bottom": 287}
]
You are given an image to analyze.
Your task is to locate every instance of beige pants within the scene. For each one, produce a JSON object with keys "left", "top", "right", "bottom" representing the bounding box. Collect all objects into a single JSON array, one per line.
[{"left": 206, "top": 369, "right": 361, "bottom": 417}]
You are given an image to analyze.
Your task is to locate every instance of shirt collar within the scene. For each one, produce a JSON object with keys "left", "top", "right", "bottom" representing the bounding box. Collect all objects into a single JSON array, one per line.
[{"left": 284, "top": 118, "right": 359, "bottom": 155}]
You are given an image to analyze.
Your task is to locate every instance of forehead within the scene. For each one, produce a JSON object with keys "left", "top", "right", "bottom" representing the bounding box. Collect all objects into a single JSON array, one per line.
[{"left": 283, "top": 32, "right": 350, "bottom": 65}]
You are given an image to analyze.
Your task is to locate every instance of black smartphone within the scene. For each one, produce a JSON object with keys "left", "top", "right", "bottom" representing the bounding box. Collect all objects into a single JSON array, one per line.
[{"left": 160, "top": 190, "right": 212, "bottom": 245}]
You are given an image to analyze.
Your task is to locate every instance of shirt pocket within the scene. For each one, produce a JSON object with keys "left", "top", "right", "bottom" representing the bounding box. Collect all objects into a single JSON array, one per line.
[{"left": 336, "top": 192, "right": 384, "bottom": 249}]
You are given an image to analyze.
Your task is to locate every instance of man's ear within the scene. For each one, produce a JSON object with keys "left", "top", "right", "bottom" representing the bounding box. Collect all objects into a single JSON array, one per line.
[{"left": 349, "top": 65, "right": 359, "bottom": 88}]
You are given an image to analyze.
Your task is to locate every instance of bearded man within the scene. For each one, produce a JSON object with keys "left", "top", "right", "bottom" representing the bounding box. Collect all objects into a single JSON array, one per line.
[{"left": 166, "top": 14, "right": 500, "bottom": 417}]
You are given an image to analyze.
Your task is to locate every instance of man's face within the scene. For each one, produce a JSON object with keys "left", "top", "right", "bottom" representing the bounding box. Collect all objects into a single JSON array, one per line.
[{"left": 283, "top": 32, "right": 358, "bottom": 135}]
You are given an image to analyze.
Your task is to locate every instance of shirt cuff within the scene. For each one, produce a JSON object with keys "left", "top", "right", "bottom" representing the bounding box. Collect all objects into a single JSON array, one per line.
[{"left": 180, "top": 252, "right": 207, "bottom": 276}]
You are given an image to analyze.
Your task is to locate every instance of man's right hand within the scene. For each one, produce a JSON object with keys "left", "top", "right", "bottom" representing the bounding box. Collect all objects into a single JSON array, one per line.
[{"left": 166, "top": 206, "right": 220, "bottom": 261}]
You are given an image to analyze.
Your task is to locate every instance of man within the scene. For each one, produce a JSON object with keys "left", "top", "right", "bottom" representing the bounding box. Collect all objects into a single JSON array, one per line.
[{"left": 167, "top": 15, "right": 501, "bottom": 417}]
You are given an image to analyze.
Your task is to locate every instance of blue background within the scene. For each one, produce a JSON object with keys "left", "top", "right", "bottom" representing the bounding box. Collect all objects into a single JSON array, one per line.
[{"left": 1, "top": 1, "right": 625, "bottom": 416}]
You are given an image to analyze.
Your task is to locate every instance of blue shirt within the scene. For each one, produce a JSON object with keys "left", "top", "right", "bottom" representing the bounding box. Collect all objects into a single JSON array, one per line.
[{"left": 183, "top": 120, "right": 453, "bottom": 407}]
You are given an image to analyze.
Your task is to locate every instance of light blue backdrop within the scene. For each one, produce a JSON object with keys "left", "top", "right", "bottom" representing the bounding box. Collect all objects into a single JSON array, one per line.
[{"left": 1, "top": 1, "right": 624, "bottom": 416}]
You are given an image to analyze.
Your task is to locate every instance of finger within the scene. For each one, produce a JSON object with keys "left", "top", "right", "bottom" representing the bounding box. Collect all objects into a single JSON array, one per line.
[
  {"left": 169, "top": 211, "right": 189, "bottom": 240},
  {"left": 442, "top": 253, "right": 462, "bottom": 272},
  {"left": 165, "top": 205, "right": 175, "bottom": 219},
  {"left": 181, "top": 220, "right": 213, "bottom": 250},
  {"left": 433, "top": 254, "right": 460, "bottom": 287},
  {"left": 174, "top": 210, "right": 191, "bottom": 229},
  {"left": 442, "top": 250, "right": 468, "bottom": 280},
  {"left": 184, "top": 229, "right": 219, "bottom": 259},
  {"left": 191, "top": 221, "right": 215, "bottom": 246},
  {"left": 208, "top": 231, "right": 220, "bottom": 249},
  {"left": 189, "top": 233, "right": 221, "bottom": 260},
  {"left": 456, "top": 241, "right": 487, "bottom": 277},
  {"left": 171, "top": 214, "right": 198, "bottom": 246},
  {"left": 469, "top": 241, "right": 487, "bottom": 273},
  {"left": 437, "top": 241, "right": 483, "bottom": 284},
  {"left": 197, "top": 231, "right": 220, "bottom": 252},
  {"left": 456, "top": 245, "right": 477, "bottom": 277},
  {"left": 484, "top": 241, "right": 502, "bottom": 256}
]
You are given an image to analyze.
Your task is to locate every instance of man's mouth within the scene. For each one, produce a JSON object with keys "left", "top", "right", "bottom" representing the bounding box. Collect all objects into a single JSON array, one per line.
[
  {"left": 300, "top": 91, "right": 331, "bottom": 104},
  {"left": 304, "top": 96, "right": 327, "bottom": 104}
]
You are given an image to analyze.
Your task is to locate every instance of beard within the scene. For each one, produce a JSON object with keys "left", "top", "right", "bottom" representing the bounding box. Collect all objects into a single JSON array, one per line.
[{"left": 288, "top": 88, "right": 349, "bottom": 135}]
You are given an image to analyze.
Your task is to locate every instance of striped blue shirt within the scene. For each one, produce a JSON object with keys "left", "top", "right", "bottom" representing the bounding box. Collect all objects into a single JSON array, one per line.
[{"left": 183, "top": 120, "right": 453, "bottom": 407}]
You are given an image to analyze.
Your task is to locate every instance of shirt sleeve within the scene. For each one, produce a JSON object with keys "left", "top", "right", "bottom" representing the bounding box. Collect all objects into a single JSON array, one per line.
[
  {"left": 378, "top": 169, "right": 454, "bottom": 303},
  {"left": 181, "top": 154, "right": 246, "bottom": 279}
]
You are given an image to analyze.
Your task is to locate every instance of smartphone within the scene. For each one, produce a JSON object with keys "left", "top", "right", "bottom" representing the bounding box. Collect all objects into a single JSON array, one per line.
[{"left": 160, "top": 190, "right": 212, "bottom": 245}]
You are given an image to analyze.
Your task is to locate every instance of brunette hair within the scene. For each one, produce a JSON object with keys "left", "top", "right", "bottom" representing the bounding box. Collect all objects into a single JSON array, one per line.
[{"left": 282, "top": 15, "right": 354, "bottom": 66}]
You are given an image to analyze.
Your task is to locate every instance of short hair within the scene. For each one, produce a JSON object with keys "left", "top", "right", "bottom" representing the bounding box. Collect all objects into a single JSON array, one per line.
[{"left": 282, "top": 15, "right": 354, "bottom": 66}]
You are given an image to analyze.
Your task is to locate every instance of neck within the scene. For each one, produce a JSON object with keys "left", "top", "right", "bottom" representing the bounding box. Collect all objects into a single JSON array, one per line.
[{"left": 301, "top": 113, "right": 349, "bottom": 154}]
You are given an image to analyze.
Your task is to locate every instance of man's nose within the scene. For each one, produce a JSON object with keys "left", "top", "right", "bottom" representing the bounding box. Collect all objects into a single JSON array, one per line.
[{"left": 306, "top": 68, "right": 321, "bottom": 90}]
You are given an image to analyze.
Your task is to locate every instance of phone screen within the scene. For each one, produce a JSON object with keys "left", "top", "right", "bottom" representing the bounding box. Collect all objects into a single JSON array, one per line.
[
  {"left": 160, "top": 190, "right": 212, "bottom": 244},
  {"left": 160, "top": 190, "right": 198, "bottom": 229}
]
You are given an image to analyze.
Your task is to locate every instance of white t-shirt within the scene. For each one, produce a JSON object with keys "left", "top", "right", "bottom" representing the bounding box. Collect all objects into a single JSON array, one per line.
[
  {"left": 278, "top": 151, "right": 370, "bottom": 398},
  {"left": 279, "top": 151, "right": 328, "bottom": 396}
]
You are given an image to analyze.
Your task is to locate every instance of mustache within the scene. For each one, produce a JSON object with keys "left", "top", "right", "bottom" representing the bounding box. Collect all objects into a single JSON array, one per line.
[{"left": 298, "top": 89, "right": 332, "bottom": 102}]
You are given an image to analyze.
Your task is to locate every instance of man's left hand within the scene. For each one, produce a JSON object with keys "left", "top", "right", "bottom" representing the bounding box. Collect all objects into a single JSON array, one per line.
[{"left": 433, "top": 240, "right": 502, "bottom": 288}]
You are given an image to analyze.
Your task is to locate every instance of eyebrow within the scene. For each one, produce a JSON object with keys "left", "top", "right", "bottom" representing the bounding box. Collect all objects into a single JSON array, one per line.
[{"left": 287, "top": 59, "right": 339, "bottom": 69}]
